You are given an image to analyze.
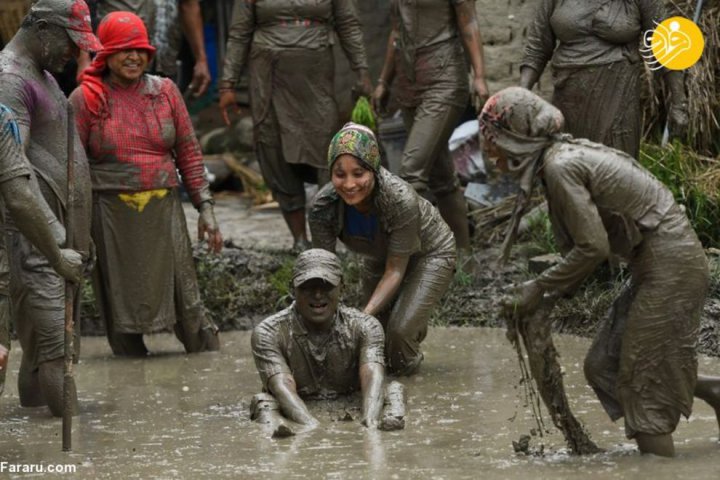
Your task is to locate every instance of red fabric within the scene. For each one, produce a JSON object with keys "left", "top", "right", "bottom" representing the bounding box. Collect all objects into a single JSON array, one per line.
[
  {"left": 79, "top": 11, "right": 156, "bottom": 116},
  {"left": 71, "top": 76, "right": 208, "bottom": 205}
]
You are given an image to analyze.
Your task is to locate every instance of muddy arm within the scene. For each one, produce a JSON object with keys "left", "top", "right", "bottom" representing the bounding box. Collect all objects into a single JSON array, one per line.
[
  {"left": 363, "top": 254, "right": 409, "bottom": 316},
  {"left": 1, "top": 176, "right": 81, "bottom": 282},
  {"left": 519, "top": 0, "right": 556, "bottom": 90},
  {"left": 453, "top": 1, "right": 489, "bottom": 105},
  {"left": 267, "top": 373, "right": 319, "bottom": 427},
  {"left": 359, "top": 362, "right": 384, "bottom": 428},
  {"left": 179, "top": 0, "right": 211, "bottom": 96}
]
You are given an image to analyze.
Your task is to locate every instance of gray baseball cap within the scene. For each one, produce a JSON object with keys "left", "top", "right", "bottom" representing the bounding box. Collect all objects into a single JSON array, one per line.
[
  {"left": 31, "top": 0, "right": 102, "bottom": 52},
  {"left": 292, "top": 249, "right": 343, "bottom": 288}
]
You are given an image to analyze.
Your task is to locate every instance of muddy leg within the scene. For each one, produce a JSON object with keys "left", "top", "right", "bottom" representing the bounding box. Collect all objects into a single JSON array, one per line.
[
  {"left": 39, "top": 357, "right": 77, "bottom": 417},
  {"left": 385, "top": 257, "right": 454, "bottom": 375},
  {"left": 436, "top": 189, "right": 471, "bottom": 252},
  {"left": 281, "top": 208, "right": 310, "bottom": 252},
  {"left": 251, "top": 393, "right": 297, "bottom": 438},
  {"left": 584, "top": 284, "right": 632, "bottom": 421},
  {"left": 695, "top": 375, "right": 720, "bottom": 435},
  {"left": 636, "top": 433, "right": 675, "bottom": 457},
  {"left": 108, "top": 332, "right": 148, "bottom": 357},
  {"left": 18, "top": 356, "right": 44, "bottom": 407}
]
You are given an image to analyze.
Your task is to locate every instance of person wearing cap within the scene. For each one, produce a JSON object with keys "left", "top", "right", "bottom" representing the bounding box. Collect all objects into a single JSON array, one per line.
[
  {"left": 309, "top": 123, "right": 456, "bottom": 376},
  {"left": 250, "top": 249, "right": 386, "bottom": 433},
  {"left": 69, "top": 11, "right": 221, "bottom": 356},
  {"left": 480, "top": 86, "right": 720, "bottom": 457},
  {"left": 0, "top": 0, "right": 99, "bottom": 417},
  {"left": 0, "top": 105, "right": 85, "bottom": 396}
]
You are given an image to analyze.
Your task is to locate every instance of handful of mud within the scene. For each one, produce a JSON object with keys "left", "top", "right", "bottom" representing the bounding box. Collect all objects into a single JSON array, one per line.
[{"left": 504, "top": 299, "right": 602, "bottom": 455}]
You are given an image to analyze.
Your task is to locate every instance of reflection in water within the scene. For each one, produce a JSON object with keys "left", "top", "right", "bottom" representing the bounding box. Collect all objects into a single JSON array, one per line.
[{"left": 0, "top": 328, "right": 718, "bottom": 479}]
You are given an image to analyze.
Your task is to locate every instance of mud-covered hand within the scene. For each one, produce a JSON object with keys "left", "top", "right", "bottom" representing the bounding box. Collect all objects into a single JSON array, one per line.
[
  {"left": 472, "top": 76, "right": 490, "bottom": 112},
  {"left": 354, "top": 69, "right": 373, "bottom": 99},
  {"left": 371, "top": 82, "right": 390, "bottom": 116},
  {"left": 501, "top": 280, "right": 544, "bottom": 320},
  {"left": 84, "top": 238, "right": 97, "bottom": 276},
  {"left": 198, "top": 202, "right": 223, "bottom": 254},
  {"left": 189, "top": 59, "right": 212, "bottom": 97},
  {"left": 52, "top": 248, "right": 84, "bottom": 284},
  {"left": 668, "top": 100, "right": 689, "bottom": 138},
  {"left": 218, "top": 84, "right": 239, "bottom": 126}
]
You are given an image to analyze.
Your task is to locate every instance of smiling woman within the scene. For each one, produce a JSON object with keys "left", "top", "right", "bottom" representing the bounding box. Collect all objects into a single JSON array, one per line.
[
  {"left": 310, "top": 123, "right": 456, "bottom": 376},
  {"left": 68, "top": 11, "right": 222, "bottom": 356},
  {"left": 105, "top": 48, "right": 149, "bottom": 87}
]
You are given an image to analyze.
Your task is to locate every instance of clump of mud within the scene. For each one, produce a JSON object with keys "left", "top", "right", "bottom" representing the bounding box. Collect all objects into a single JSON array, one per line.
[{"left": 505, "top": 299, "right": 602, "bottom": 455}]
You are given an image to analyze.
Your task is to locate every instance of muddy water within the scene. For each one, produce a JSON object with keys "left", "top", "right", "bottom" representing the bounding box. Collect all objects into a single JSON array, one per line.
[{"left": 1, "top": 328, "right": 719, "bottom": 479}]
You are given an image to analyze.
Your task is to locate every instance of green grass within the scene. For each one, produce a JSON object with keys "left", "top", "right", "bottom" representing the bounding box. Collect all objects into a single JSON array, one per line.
[{"left": 640, "top": 142, "right": 720, "bottom": 248}]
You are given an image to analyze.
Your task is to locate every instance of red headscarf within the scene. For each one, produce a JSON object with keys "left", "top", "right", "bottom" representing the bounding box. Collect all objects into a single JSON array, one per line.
[{"left": 79, "top": 11, "right": 156, "bottom": 116}]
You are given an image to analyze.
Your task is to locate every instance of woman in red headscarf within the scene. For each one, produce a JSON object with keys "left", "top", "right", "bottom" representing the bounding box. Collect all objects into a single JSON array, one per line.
[{"left": 69, "top": 11, "right": 222, "bottom": 356}]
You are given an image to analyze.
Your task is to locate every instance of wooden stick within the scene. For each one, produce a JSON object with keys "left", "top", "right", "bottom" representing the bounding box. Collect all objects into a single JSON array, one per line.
[{"left": 62, "top": 103, "right": 76, "bottom": 452}]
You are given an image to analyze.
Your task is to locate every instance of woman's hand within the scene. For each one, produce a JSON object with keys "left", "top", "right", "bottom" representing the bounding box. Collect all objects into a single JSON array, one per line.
[
  {"left": 371, "top": 82, "right": 390, "bottom": 116},
  {"left": 198, "top": 203, "right": 223, "bottom": 254},
  {"left": 219, "top": 86, "right": 239, "bottom": 126},
  {"left": 472, "top": 75, "right": 490, "bottom": 112}
]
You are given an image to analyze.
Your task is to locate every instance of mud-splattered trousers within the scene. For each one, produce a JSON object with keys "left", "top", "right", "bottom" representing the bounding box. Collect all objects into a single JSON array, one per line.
[
  {"left": 310, "top": 169, "right": 456, "bottom": 375},
  {"left": 538, "top": 141, "right": 707, "bottom": 439},
  {"left": 391, "top": 0, "right": 470, "bottom": 197},
  {"left": 221, "top": 0, "right": 368, "bottom": 212}
]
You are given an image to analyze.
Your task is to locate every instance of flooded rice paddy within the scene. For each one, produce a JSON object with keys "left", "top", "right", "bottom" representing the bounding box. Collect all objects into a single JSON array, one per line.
[{"left": 1, "top": 327, "right": 719, "bottom": 479}]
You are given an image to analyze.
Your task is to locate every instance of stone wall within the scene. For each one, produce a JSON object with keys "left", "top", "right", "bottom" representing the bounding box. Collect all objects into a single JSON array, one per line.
[{"left": 332, "top": 0, "right": 551, "bottom": 117}]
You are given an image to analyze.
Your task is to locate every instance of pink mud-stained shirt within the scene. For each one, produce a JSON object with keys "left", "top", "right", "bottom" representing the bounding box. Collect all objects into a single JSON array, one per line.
[{"left": 70, "top": 75, "right": 208, "bottom": 205}]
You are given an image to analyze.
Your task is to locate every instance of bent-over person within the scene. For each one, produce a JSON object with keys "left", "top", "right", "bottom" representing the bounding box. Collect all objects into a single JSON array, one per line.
[
  {"left": 480, "top": 87, "right": 720, "bottom": 457},
  {"left": 251, "top": 249, "right": 404, "bottom": 435}
]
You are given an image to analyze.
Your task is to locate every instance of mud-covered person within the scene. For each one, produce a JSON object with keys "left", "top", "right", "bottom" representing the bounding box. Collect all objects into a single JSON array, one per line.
[
  {"left": 372, "top": 0, "right": 490, "bottom": 268},
  {"left": 0, "top": 0, "right": 99, "bottom": 417},
  {"left": 69, "top": 11, "right": 222, "bottom": 356},
  {"left": 310, "top": 123, "right": 456, "bottom": 376},
  {"left": 520, "top": 0, "right": 687, "bottom": 158},
  {"left": 251, "top": 249, "right": 403, "bottom": 436},
  {"left": 480, "top": 87, "right": 720, "bottom": 457},
  {"left": 218, "top": 0, "right": 372, "bottom": 252},
  {"left": 0, "top": 105, "right": 86, "bottom": 397}
]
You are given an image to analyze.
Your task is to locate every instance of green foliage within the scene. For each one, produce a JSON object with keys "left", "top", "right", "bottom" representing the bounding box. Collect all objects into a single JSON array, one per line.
[
  {"left": 640, "top": 142, "right": 720, "bottom": 248},
  {"left": 268, "top": 257, "right": 295, "bottom": 299},
  {"left": 350, "top": 97, "right": 376, "bottom": 131},
  {"left": 523, "top": 209, "right": 557, "bottom": 255}
]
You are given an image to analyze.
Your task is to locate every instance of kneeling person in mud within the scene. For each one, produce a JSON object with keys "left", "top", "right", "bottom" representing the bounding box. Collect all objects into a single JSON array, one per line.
[
  {"left": 480, "top": 87, "right": 720, "bottom": 457},
  {"left": 251, "top": 249, "right": 403, "bottom": 435}
]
